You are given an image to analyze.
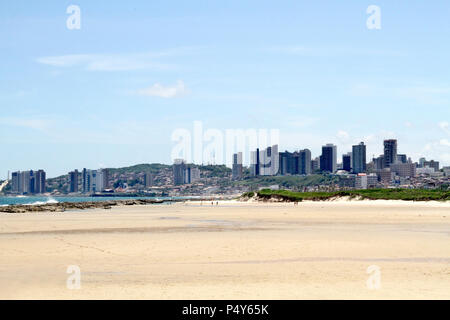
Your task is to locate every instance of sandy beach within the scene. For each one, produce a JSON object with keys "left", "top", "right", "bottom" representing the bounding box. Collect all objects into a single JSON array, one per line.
[{"left": 0, "top": 200, "right": 449, "bottom": 299}]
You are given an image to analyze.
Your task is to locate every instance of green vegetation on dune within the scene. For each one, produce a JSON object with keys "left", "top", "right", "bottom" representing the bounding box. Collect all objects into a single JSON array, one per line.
[
  {"left": 253, "top": 188, "right": 450, "bottom": 202},
  {"left": 241, "top": 191, "right": 255, "bottom": 198}
]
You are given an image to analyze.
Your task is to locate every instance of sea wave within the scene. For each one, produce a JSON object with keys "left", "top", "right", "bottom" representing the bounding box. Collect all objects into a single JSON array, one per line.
[{"left": 25, "top": 198, "right": 59, "bottom": 206}]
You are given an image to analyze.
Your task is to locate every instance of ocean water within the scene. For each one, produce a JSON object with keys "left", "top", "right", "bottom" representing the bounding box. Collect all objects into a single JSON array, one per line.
[{"left": 0, "top": 196, "right": 188, "bottom": 206}]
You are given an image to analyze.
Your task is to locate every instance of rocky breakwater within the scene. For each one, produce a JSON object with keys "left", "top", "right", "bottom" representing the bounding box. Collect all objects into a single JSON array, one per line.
[{"left": 0, "top": 199, "right": 166, "bottom": 213}]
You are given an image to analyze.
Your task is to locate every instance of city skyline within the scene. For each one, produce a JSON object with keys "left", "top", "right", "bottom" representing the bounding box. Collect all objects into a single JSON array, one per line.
[
  {"left": 6, "top": 134, "right": 446, "bottom": 195},
  {"left": 6, "top": 136, "right": 444, "bottom": 181},
  {"left": 1, "top": 1, "right": 450, "bottom": 178}
]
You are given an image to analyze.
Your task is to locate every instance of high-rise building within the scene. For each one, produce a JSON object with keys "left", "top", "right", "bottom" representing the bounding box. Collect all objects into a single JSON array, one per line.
[
  {"left": 100, "top": 168, "right": 109, "bottom": 190},
  {"left": 252, "top": 145, "right": 279, "bottom": 176},
  {"left": 143, "top": 172, "right": 153, "bottom": 187},
  {"left": 373, "top": 155, "right": 385, "bottom": 170},
  {"left": 273, "top": 145, "right": 279, "bottom": 175},
  {"left": 232, "top": 152, "right": 243, "bottom": 180},
  {"left": 279, "top": 151, "right": 299, "bottom": 175},
  {"left": 320, "top": 144, "right": 337, "bottom": 173},
  {"left": 11, "top": 172, "right": 19, "bottom": 193},
  {"left": 82, "top": 168, "right": 89, "bottom": 193},
  {"left": 69, "top": 170, "right": 79, "bottom": 193},
  {"left": 423, "top": 160, "right": 440, "bottom": 172},
  {"left": 21, "top": 170, "right": 32, "bottom": 194},
  {"left": 173, "top": 159, "right": 186, "bottom": 185},
  {"left": 299, "top": 149, "right": 311, "bottom": 175},
  {"left": 34, "top": 170, "right": 46, "bottom": 194},
  {"left": 342, "top": 152, "right": 352, "bottom": 172},
  {"left": 173, "top": 160, "right": 200, "bottom": 185},
  {"left": 184, "top": 166, "right": 200, "bottom": 184},
  {"left": 352, "top": 142, "right": 367, "bottom": 174},
  {"left": 311, "top": 157, "right": 320, "bottom": 173},
  {"left": 10, "top": 170, "right": 46, "bottom": 194},
  {"left": 259, "top": 147, "right": 269, "bottom": 175},
  {"left": 90, "top": 170, "right": 98, "bottom": 192},
  {"left": 383, "top": 139, "right": 397, "bottom": 168},
  {"left": 390, "top": 162, "right": 417, "bottom": 178},
  {"left": 418, "top": 157, "right": 426, "bottom": 168},
  {"left": 250, "top": 149, "right": 260, "bottom": 176},
  {"left": 397, "top": 154, "right": 407, "bottom": 164},
  {"left": 256, "top": 148, "right": 260, "bottom": 176},
  {"left": 80, "top": 169, "right": 108, "bottom": 193},
  {"left": 279, "top": 151, "right": 292, "bottom": 175}
]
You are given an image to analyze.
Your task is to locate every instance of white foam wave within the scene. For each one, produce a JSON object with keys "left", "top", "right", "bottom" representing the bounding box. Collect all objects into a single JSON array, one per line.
[{"left": 25, "top": 198, "right": 59, "bottom": 206}]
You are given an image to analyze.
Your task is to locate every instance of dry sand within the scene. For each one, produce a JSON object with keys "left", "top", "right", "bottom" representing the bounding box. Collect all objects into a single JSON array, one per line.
[{"left": 0, "top": 200, "right": 449, "bottom": 299}]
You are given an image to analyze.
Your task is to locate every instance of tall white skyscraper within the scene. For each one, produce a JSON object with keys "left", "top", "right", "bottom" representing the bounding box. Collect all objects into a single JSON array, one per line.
[
  {"left": 259, "top": 144, "right": 279, "bottom": 176},
  {"left": 82, "top": 169, "right": 108, "bottom": 193}
]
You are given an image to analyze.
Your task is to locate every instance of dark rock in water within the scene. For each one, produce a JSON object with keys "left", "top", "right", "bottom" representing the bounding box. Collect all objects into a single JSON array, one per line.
[{"left": 0, "top": 198, "right": 171, "bottom": 214}]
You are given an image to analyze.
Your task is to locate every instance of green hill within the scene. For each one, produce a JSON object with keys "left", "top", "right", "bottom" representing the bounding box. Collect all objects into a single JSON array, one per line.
[{"left": 108, "top": 163, "right": 171, "bottom": 175}]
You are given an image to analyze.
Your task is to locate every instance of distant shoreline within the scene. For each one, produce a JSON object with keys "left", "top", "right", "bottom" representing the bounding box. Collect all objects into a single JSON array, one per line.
[
  {"left": 0, "top": 197, "right": 234, "bottom": 213},
  {"left": 0, "top": 196, "right": 239, "bottom": 213},
  {"left": 2, "top": 191, "right": 450, "bottom": 214},
  {"left": 0, "top": 195, "right": 234, "bottom": 209}
]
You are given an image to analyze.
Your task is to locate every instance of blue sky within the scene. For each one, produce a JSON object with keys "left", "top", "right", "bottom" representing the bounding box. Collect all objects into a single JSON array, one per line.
[{"left": 1, "top": 0, "right": 449, "bottom": 178}]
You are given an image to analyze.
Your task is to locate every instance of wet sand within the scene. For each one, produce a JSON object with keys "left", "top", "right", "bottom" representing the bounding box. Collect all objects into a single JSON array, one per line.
[{"left": 0, "top": 200, "right": 449, "bottom": 299}]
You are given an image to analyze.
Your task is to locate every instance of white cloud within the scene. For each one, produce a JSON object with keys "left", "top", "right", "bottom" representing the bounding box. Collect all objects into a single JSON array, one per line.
[
  {"left": 36, "top": 47, "right": 203, "bottom": 71},
  {"left": 37, "top": 52, "right": 173, "bottom": 71},
  {"left": 37, "top": 54, "right": 92, "bottom": 67},
  {"left": 136, "top": 80, "right": 188, "bottom": 98}
]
